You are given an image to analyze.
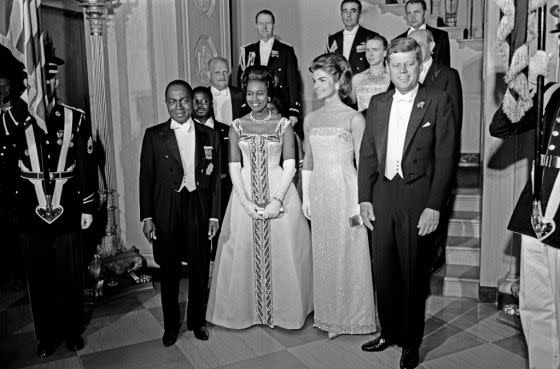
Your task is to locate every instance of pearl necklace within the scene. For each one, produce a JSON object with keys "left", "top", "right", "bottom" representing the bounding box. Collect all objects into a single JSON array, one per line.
[{"left": 249, "top": 110, "right": 272, "bottom": 125}]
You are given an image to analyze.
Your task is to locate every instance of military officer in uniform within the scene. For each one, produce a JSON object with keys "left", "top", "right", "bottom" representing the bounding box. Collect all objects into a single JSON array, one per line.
[
  {"left": 0, "top": 48, "right": 26, "bottom": 287},
  {"left": 237, "top": 9, "right": 301, "bottom": 126},
  {"left": 15, "top": 45, "right": 98, "bottom": 357},
  {"left": 490, "top": 51, "right": 560, "bottom": 369}
]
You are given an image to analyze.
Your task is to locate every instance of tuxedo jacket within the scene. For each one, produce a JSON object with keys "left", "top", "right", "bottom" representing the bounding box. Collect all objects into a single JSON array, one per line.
[
  {"left": 229, "top": 85, "right": 249, "bottom": 120},
  {"left": 139, "top": 120, "right": 221, "bottom": 239},
  {"left": 327, "top": 26, "right": 379, "bottom": 74},
  {"left": 423, "top": 62, "right": 462, "bottom": 132},
  {"left": 211, "top": 119, "right": 230, "bottom": 177},
  {"left": 490, "top": 84, "right": 560, "bottom": 249},
  {"left": 237, "top": 39, "right": 301, "bottom": 117},
  {"left": 395, "top": 25, "right": 450, "bottom": 66},
  {"left": 358, "top": 85, "right": 458, "bottom": 211}
]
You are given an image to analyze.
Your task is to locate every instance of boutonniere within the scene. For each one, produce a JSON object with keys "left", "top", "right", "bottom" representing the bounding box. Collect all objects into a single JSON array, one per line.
[
  {"left": 203, "top": 145, "right": 213, "bottom": 160},
  {"left": 271, "top": 50, "right": 279, "bottom": 58},
  {"left": 205, "top": 163, "right": 214, "bottom": 175},
  {"left": 247, "top": 51, "right": 256, "bottom": 67},
  {"left": 356, "top": 43, "right": 366, "bottom": 53},
  {"left": 417, "top": 101, "right": 425, "bottom": 109}
]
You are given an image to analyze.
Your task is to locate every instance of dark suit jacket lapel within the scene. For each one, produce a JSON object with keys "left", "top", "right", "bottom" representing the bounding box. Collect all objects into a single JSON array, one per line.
[
  {"left": 162, "top": 119, "right": 182, "bottom": 166},
  {"left": 376, "top": 91, "right": 394, "bottom": 174},
  {"left": 250, "top": 42, "right": 261, "bottom": 66},
  {"left": 194, "top": 121, "right": 204, "bottom": 170},
  {"left": 268, "top": 39, "right": 280, "bottom": 67},
  {"left": 403, "top": 86, "right": 431, "bottom": 154},
  {"left": 424, "top": 62, "right": 441, "bottom": 86},
  {"left": 332, "top": 32, "right": 343, "bottom": 54}
]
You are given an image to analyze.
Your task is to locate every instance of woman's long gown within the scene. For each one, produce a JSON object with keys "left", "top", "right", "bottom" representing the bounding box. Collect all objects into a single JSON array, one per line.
[
  {"left": 353, "top": 68, "right": 390, "bottom": 112},
  {"left": 307, "top": 106, "right": 376, "bottom": 334},
  {"left": 206, "top": 118, "right": 313, "bottom": 329}
]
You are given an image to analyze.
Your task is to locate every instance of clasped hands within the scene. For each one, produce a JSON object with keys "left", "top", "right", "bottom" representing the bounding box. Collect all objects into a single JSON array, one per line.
[
  {"left": 241, "top": 197, "right": 282, "bottom": 220},
  {"left": 359, "top": 202, "right": 439, "bottom": 236}
]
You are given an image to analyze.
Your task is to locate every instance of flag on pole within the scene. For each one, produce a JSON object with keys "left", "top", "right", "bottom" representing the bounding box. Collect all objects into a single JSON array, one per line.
[{"left": 0, "top": 0, "right": 48, "bottom": 132}]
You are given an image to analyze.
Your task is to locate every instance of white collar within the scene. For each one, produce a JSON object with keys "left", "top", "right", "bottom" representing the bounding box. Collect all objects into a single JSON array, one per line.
[
  {"left": 260, "top": 37, "right": 275, "bottom": 46},
  {"left": 408, "top": 23, "right": 427, "bottom": 34},
  {"left": 393, "top": 84, "right": 419, "bottom": 102},
  {"left": 343, "top": 25, "right": 359, "bottom": 35},
  {"left": 170, "top": 117, "right": 193, "bottom": 131},
  {"left": 211, "top": 85, "right": 230, "bottom": 97},
  {"left": 422, "top": 57, "right": 433, "bottom": 72}
]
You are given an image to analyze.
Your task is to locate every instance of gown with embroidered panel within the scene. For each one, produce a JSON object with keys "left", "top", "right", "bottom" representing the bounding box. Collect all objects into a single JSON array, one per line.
[
  {"left": 206, "top": 118, "right": 313, "bottom": 329},
  {"left": 306, "top": 105, "right": 376, "bottom": 334},
  {"left": 352, "top": 68, "right": 391, "bottom": 112}
]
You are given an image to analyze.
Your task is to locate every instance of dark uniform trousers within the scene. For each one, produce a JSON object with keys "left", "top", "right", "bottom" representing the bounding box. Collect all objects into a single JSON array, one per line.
[
  {"left": 156, "top": 188, "right": 210, "bottom": 332},
  {"left": 372, "top": 175, "right": 431, "bottom": 349}
]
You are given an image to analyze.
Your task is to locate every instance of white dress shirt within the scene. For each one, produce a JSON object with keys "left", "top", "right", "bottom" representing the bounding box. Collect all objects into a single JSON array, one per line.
[
  {"left": 343, "top": 25, "right": 359, "bottom": 60},
  {"left": 259, "top": 38, "right": 274, "bottom": 66},
  {"left": 407, "top": 23, "right": 427, "bottom": 35},
  {"left": 211, "top": 86, "right": 233, "bottom": 125},
  {"left": 419, "top": 57, "right": 433, "bottom": 84},
  {"left": 385, "top": 85, "right": 419, "bottom": 180},
  {"left": 171, "top": 118, "right": 196, "bottom": 192}
]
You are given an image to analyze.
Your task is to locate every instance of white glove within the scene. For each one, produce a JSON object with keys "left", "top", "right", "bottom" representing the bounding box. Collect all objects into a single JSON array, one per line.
[
  {"left": 528, "top": 50, "right": 549, "bottom": 86},
  {"left": 229, "top": 162, "right": 263, "bottom": 219},
  {"left": 301, "top": 170, "right": 311, "bottom": 220},
  {"left": 263, "top": 159, "right": 296, "bottom": 219}
]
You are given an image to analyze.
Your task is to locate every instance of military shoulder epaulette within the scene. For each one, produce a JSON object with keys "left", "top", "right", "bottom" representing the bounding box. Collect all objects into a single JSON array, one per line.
[
  {"left": 60, "top": 103, "right": 85, "bottom": 115},
  {"left": 241, "top": 42, "right": 255, "bottom": 49}
]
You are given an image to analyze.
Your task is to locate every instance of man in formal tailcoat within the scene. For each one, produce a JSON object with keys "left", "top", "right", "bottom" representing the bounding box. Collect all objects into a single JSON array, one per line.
[
  {"left": 410, "top": 28, "right": 463, "bottom": 272},
  {"left": 192, "top": 86, "right": 230, "bottom": 259},
  {"left": 208, "top": 57, "right": 248, "bottom": 125},
  {"left": 395, "top": 0, "right": 450, "bottom": 67},
  {"left": 327, "top": 0, "right": 380, "bottom": 75},
  {"left": 140, "top": 80, "right": 221, "bottom": 346},
  {"left": 14, "top": 48, "right": 98, "bottom": 357},
  {"left": 358, "top": 38, "right": 457, "bottom": 368},
  {"left": 490, "top": 50, "right": 560, "bottom": 369},
  {"left": 237, "top": 9, "right": 301, "bottom": 125}
]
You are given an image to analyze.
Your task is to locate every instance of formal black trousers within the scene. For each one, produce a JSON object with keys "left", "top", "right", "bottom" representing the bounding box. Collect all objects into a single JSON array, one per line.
[
  {"left": 156, "top": 189, "right": 210, "bottom": 332},
  {"left": 371, "top": 176, "right": 432, "bottom": 349},
  {"left": 20, "top": 231, "right": 84, "bottom": 343}
]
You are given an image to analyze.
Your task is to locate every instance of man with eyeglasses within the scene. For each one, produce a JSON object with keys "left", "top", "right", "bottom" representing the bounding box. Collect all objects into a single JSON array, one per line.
[{"left": 327, "top": 0, "right": 380, "bottom": 75}]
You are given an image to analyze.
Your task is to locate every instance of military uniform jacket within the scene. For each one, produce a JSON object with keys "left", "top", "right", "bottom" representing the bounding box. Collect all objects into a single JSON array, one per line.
[
  {"left": 490, "top": 84, "right": 560, "bottom": 248},
  {"left": 327, "top": 26, "right": 380, "bottom": 74},
  {"left": 14, "top": 102, "right": 98, "bottom": 234},
  {"left": 237, "top": 39, "right": 301, "bottom": 117},
  {"left": 0, "top": 99, "right": 27, "bottom": 200}
]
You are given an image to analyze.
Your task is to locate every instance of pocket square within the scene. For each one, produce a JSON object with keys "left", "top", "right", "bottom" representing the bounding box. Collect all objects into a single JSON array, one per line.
[{"left": 422, "top": 122, "right": 431, "bottom": 128}]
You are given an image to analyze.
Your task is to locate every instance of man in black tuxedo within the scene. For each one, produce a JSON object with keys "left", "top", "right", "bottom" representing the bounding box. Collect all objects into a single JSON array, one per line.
[
  {"left": 327, "top": 0, "right": 380, "bottom": 75},
  {"left": 140, "top": 80, "right": 221, "bottom": 346},
  {"left": 237, "top": 10, "right": 301, "bottom": 125},
  {"left": 410, "top": 28, "right": 462, "bottom": 272},
  {"left": 358, "top": 38, "right": 457, "bottom": 368},
  {"left": 395, "top": 0, "right": 450, "bottom": 67},
  {"left": 208, "top": 57, "right": 247, "bottom": 125}
]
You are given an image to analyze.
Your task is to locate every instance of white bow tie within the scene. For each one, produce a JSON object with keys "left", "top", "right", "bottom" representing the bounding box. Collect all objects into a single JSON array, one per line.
[
  {"left": 213, "top": 88, "right": 229, "bottom": 97},
  {"left": 343, "top": 30, "right": 354, "bottom": 35},
  {"left": 393, "top": 95, "right": 414, "bottom": 103},
  {"left": 171, "top": 120, "right": 191, "bottom": 130}
]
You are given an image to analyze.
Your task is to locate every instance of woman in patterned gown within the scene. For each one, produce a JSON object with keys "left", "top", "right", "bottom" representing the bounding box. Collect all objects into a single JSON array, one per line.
[
  {"left": 302, "top": 53, "right": 376, "bottom": 338},
  {"left": 350, "top": 34, "right": 391, "bottom": 112},
  {"left": 206, "top": 66, "right": 313, "bottom": 329}
]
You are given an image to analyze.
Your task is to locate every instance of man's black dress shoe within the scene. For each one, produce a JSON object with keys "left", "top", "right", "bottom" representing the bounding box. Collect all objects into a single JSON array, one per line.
[
  {"left": 36, "top": 341, "right": 56, "bottom": 358},
  {"left": 400, "top": 347, "right": 420, "bottom": 369},
  {"left": 66, "top": 335, "right": 84, "bottom": 351},
  {"left": 193, "top": 326, "right": 209, "bottom": 341},
  {"left": 361, "top": 335, "right": 393, "bottom": 352},
  {"left": 162, "top": 330, "right": 179, "bottom": 347}
]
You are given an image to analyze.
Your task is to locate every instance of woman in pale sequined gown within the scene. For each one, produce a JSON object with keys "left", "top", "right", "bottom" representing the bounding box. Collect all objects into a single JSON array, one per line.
[
  {"left": 206, "top": 66, "right": 313, "bottom": 329},
  {"left": 350, "top": 35, "right": 391, "bottom": 112},
  {"left": 302, "top": 53, "right": 376, "bottom": 338}
]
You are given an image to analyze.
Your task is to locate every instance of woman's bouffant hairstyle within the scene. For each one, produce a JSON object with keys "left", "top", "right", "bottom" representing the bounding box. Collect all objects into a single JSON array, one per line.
[
  {"left": 241, "top": 65, "right": 276, "bottom": 95},
  {"left": 309, "top": 53, "right": 353, "bottom": 99}
]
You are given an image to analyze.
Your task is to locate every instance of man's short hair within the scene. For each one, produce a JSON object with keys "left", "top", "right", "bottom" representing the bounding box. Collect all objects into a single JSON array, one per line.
[
  {"left": 207, "top": 56, "right": 229, "bottom": 71},
  {"left": 405, "top": 0, "right": 427, "bottom": 11},
  {"left": 165, "top": 80, "right": 192, "bottom": 98},
  {"left": 365, "top": 34, "right": 388, "bottom": 49},
  {"left": 255, "top": 9, "right": 275, "bottom": 24},
  {"left": 340, "top": 0, "right": 362, "bottom": 13},
  {"left": 192, "top": 86, "right": 213, "bottom": 102},
  {"left": 386, "top": 37, "right": 423, "bottom": 64}
]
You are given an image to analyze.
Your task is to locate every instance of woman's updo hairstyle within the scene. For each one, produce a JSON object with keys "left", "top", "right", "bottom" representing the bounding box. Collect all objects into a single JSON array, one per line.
[
  {"left": 309, "top": 53, "right": 353, "bottom": 99},
  {"left": 241, "top": 65, "right": 277, "bottom": 96}
]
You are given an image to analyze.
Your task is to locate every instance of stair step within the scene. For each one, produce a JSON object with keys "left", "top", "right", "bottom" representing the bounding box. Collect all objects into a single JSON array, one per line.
[
  {"left": 443, "top": 264, "right": 479, "bottom": 298},
  {"left": 452, "top": 188, "right": 480, "bottom": 212},
  {"left": 446, "top": 236, "right": 480, "bottom": 266},
  {"left": 448, "top": 211, "right": 480, "bottom": 237}
]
